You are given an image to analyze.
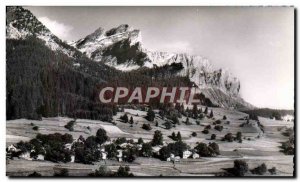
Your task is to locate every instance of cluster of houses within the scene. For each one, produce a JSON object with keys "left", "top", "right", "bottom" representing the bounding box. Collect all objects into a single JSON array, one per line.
[{"left": 7, "top": 136, "right": 202, "bottom": 163}]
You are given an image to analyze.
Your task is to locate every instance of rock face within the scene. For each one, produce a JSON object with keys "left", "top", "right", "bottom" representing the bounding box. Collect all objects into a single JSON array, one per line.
[
  {"left": 6, "top": 6, "right": 78, "bottom": 58},
  {"left": 71, "top": 24, "right": 251, "bottom": 108}
]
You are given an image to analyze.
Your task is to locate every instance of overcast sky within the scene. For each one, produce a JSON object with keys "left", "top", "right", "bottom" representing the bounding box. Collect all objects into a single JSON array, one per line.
[{"left": 26, "top": 6, "right": 294, "bottom": 110}]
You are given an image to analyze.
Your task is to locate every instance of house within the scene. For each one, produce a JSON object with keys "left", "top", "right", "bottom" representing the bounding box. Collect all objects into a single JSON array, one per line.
[
  {"left": 182, "top": 150, "right": 192, "bottom": 159},
  {"left": 20, "top": 151, "right": 31, "bottom": 160},
  {"left": 117, "top": 150, "right": 123, "bottom": 162},
  {"left": 192, "top": 153, "right": 200, "bottom": 159},
  {"left": 174, "top": 156, "right": 180, "bottom": 162},
  {"left": 7, "top": 144, "right": 18, "bottom": 152},
  {"left": 64, "top": 143, "right": 72, "bottom": 150},
  {"left": 166, "top": 153, "right": 180, "bottom": 162},
  {"left": 36, "top": 154, "right": 44, "bottom": 160},
  {"left": 70, "top": 155, "right": 75, "bottom": 162},
  {"left": 152, "top": 146, "right": 162, "bottom": 155},
  {"left": 100, "top": 149, "right": 107, "bottom": 160}
]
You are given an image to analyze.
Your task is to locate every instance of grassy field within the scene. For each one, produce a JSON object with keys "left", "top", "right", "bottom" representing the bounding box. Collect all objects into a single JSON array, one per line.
[{"left": 6, "top": 107, "right": 294, "bottom": 176}]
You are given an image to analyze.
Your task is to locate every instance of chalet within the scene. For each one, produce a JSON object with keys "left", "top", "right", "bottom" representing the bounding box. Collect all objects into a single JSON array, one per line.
[
  {"left": 182, "top": 150, "right": 192, "bottom": 159},
  {"left": 117, "top": 150, "right": 123, "bottom": 162},
  {"left": 192, "top": 153, "right": 200, "bottom": 159}
]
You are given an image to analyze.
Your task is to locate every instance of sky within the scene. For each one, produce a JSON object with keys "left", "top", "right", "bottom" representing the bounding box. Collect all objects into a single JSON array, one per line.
[{"left": 26, "top": 6, "right": 294, "bottom": 110}]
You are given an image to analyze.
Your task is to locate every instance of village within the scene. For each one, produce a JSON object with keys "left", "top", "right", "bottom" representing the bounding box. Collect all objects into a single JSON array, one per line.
[{"left": 6, "top": 105, "right": 294, "bottom": 176}]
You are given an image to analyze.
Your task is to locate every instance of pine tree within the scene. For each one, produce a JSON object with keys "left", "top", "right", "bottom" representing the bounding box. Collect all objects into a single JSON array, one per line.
[
  {"left": 177, "top": 132, "right": 182, "bottom": 141},
  {"left": 129, "top": 116, "right": 134, "bottom": 124},
  {"left": 204, "top": 107, "right": 208, "bottom": 114},
  {"left": 209, "top": 110, "right": 214, "bottom": 118}
]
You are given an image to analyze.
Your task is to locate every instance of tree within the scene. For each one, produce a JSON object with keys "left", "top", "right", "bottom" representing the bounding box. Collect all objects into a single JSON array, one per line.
[
  {"left": 159, "top": 146, "right": 171, "bottom": 160},
  {"left": 209, "top": 142, "right": 220, "bottom": 155},
  {"left": 176, "top": 132, "right": 182, "bottom": 141},
  {"left": 251, "top": 163, "right": 267, "bottom": 175},
  {"left": 209, "top": 110, "right": 214, "bottom": 118},
  {"left": 233, "top": 160, "right": 249, "bottom": 176},
  {"left": 223, "top": 133, "right": 234, "bottom": 142},
  {"left": 171, "top": 132, "right": 176, "bottom": 140},
  {"left": 194, "top": 143, "right": 216, "bottom": 157},
  {"left": 192, "top": 132, "right": 197, "bottom": 137},
  {"left": 236, "top": 132, "right": 242, "bottom": 141},
  {"left": 142, "top": 123, "right": 152, "bottom": 131},
  {"left": 204, "top": 107, "right": 208, "bottom": 114},
  {"left": 152, "top": 130, "right": 163, "bottom": 146},
  {"left": 211, "top": 134, "right": 216, "bottom": 140},
  {"left": 32, "top": 126, "right": 39, "bottom": 131},
  {"left": 171, "top": 115, "right": 179, "bottom": 124},
  {"left": 141, "top": 142, "right": 153, "bottom": 157},
  {"left": 129, "top": 116, "right": 134, "bottom": 124},
  {"left": 146, "top": 107, "right": 155, "bottom": 121},
  {"left": 214, "top": 125, "right": 223, "bottom": 132},
  {"left": 105, "top": 143, "right": 117, "bottom": 159},
  {"left": 163, "top": 121, "right": 172, "bottom": 129},
  {"left": 89, "top": 166, "right": 112, "bottom": 177},
  {"left": 120, "top": 113, "right": 129, "bottom": 123},
  {"left": 113, "top": 166, "right": 134, "bottom": 177},
  {"left": 223, "top": 115, "right": 227, "bottom": 120},
  {"left": 192, "top": 104, "right": 198, "bottom": 118},
  {"left": 122, "top": 147, "right": 137, "bottom": 163},
  {"left": 137, "top": 138, "right": 144, "bottom": 144},
  {"left": 202, "top": 129, "right": 209, "bottom": 134},
  {"left": 96, "top": 128, "right": 109, "bottom": 145}
]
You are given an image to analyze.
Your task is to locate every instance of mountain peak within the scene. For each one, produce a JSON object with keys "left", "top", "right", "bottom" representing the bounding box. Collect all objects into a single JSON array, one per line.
[{"left": 105, "top": 24, "right": 131, "bottom": 36}]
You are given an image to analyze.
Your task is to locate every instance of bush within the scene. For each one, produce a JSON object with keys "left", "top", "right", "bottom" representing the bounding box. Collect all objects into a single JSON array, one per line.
[
  {"left": 214, "top": 125, "right": 223, "bottom": 131},
  {"left": 89, "top": 166, "right": 112, "bottom": 177},
  {"left": 113, "top": 166, "right": 134, "bottom": 177},
  {"left": 223, "top": 133, "right": 234, "bottom": 142},
  {"left": 152, "top": 130, "right": 163, "bottom": 146},
  {"left": 216, "top": 120, "right": 222, "bottom": 124},
  {"left": 205, "top": 125, "right": 211, "bottom": 130},
  {"left": 192, "top": 132, "right": 197, "bottom": 137},
  {"left": 268, "top": 167, "right": 276, "bottom": 175},
  {"left": 32, "top": 126, "right": 39, "bottom": 131},
  {"left": 142, "top": 123, "right": 152, "bottom": 131},
  {"left": 163, "top": 121, "right": 172, "bottom": 129},
  {"left": 233, "top": 160, "right": 249, "bottom": 176},
  {"left": 209, "top": 142, "right": 220, "bottom": 155},
  {"left": 54, "top": 169, "right": 69, "bottom": 177},
  {"left": 64, "top": 120, "right": 75, "bottom": 131},
  {"left": 202, "top": 129, "right": 209, "bottom": 134},
  {"left": 211, "top": 134, "right": 216, "bottom": 140},
  {"left": 28, "top": 171, "right": 42, "bottom": 177},
  {"left": 251, "top": 163, "right": 267, "bottom": 175}
]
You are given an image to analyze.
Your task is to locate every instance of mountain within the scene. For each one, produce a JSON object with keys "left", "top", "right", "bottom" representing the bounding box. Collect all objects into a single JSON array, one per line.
[
  {"left": 6, "top": 6, "right": 254, "bottom": 110},
  {"left": 6, "top": 6, "right": 192, "bottom": 120},
  {"left": 6, "top": 6, "right": 80, "bottom": 58},
  {"left": 71, "top": 25, "right": 253, "bottom": 109}
]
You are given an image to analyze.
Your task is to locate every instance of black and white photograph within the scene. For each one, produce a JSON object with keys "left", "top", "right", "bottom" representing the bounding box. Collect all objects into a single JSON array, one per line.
[{"left": 5, "top": 5, "right": 295, "bottom": 177}]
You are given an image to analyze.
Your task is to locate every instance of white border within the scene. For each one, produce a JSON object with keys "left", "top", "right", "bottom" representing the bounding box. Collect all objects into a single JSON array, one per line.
[{"left": 0, "top": 1, "right": 298, "bottom": 182}]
